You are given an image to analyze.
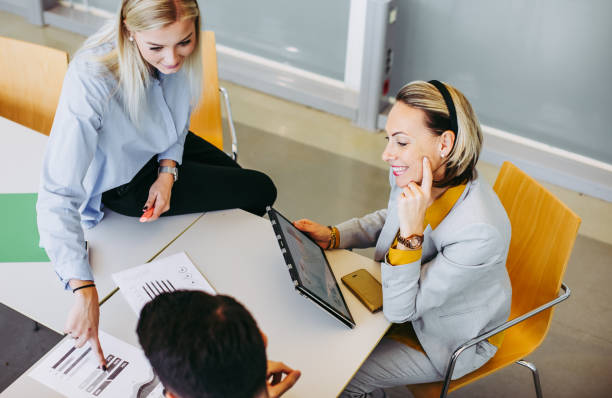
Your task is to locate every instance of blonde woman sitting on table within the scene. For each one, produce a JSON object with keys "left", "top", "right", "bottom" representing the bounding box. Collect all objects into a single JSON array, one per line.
[
  {"left": 37, "top": 0, "right": 276, "bottom": 370},
  {"left": 295, "top": 80, "right": 512, "bottom": 397}
]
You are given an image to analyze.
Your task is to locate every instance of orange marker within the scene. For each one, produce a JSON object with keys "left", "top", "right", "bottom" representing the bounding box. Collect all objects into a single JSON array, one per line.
[{"left": 140, "top": 207, "right": 154, "bottom": 222}]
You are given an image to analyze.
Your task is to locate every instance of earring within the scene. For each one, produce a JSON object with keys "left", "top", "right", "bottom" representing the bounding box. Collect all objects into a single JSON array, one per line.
[
  {"left": 128, "top": 36, "right": 134, "bottom": 42},
  {"left": 440, "top": 151, "right": 445, "bottom": 158}
]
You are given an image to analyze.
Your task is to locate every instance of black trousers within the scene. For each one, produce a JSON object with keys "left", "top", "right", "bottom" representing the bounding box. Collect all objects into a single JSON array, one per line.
[{"left": 102, "top": 132, "right": 277, "bottom": 217}]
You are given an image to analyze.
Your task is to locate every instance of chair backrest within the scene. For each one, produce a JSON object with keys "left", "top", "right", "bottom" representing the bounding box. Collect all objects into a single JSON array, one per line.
[
  {"left": 189, "top": 31, "right": 224, "bottom": 151},
  {"left": 408, "top": 162, "right": 581, "bottom": 397},
  {"left": 0, "top": 36, "right": 69, "bottom": 136},
  {"left": 494, "top": 162, "right": 580, "bottom": 334}
]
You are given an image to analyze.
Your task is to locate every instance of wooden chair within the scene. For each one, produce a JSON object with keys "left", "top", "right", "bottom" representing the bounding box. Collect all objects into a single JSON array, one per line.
[
  {"left": 407, "top": 161, "right": 581, "bottom": 398},
  {"left": 189, "top": 31, "right": 238, "bottom": 160},
  {"left": 0, "top": 36, "right": 69, "bottom": 136}
]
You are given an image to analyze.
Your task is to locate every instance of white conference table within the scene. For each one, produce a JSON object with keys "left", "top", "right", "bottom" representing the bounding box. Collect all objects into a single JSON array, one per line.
[
  {"left": 100, "top": 209, "right": 391, "bottom": 398},
  {"left": 0, "top": 115, "right": 203, "bottom": 333}
]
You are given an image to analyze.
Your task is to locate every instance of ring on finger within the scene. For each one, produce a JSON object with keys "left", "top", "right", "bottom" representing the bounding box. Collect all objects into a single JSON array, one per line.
[{"left": 409, "top": 183, "right": 421, "bottom": 193}]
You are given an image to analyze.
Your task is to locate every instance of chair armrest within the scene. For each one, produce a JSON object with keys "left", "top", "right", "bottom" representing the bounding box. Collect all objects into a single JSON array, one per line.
[
  {"left": 439, "top": 282, "right": 571, "bottom": 397},
  {"left": 219, "top": 86, "right": 238, "bottom": 161}
]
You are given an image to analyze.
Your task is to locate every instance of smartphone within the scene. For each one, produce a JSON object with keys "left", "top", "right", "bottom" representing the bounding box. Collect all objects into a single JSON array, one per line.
[{"left": 341, "top": 269, "right": 383, "bottom": 313}]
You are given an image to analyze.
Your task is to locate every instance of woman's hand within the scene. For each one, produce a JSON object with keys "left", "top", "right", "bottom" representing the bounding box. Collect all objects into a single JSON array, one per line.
[
  {"left": 141, "top": 173, "right": 173, "bottom": 222},
  {"left": 293, "top": 219, "right": 331, "bottom": 249},
  {"left": 65, "top": 281, "right": 107, "bottom": 369},
  {"left": 397, "top": 157, "right": 433, "bottom": 238},
  {"left": 266, "top": 361, "right": 301, "bottom": 398}
]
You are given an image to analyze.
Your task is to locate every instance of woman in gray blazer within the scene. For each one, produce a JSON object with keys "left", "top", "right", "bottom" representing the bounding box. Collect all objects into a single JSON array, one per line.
[{"left": 295, "top": 80, "right": 512, "bottom": 397}]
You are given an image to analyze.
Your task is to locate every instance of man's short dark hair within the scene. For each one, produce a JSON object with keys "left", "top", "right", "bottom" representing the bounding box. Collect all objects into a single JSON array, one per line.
[{"left": 137, "top": 291, "right": 267, "bottom": 398}]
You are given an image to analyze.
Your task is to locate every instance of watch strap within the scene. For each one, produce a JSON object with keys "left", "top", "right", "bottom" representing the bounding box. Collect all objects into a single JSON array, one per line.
[{"left": 158, "top": 166, "right": 178, "bottom": 182}]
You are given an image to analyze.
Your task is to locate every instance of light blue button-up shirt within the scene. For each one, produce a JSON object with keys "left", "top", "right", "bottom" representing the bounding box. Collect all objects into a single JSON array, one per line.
[{"left": 37, "top": 43, "right": 192, "bottom": 288}]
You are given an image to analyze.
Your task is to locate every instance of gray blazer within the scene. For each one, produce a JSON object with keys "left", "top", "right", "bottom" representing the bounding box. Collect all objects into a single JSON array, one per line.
[{"left": 336, "top": 172, "right": 512, "bottom": 379}]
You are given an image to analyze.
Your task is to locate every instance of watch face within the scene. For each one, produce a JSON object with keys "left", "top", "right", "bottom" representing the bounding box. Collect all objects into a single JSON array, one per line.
[{"left": 408, "top": 235, "right": 423, "bottom": 249}]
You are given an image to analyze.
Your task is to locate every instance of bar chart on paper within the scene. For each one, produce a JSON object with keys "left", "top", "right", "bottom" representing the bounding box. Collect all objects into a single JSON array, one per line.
[
  {"left": 29, "top": 332, "right": 163, "bottom": 398},
  {"left": 112, "top": 251, "right": 215, "bottom": 314}
]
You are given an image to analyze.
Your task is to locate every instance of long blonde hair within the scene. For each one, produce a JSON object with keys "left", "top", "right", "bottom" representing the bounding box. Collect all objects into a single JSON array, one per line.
[
  {"left": 395, "top": 80, "right": 483, "bottom": 188},
  {"left": 81, "top": 0, "right": 202, "bottom": 124}
]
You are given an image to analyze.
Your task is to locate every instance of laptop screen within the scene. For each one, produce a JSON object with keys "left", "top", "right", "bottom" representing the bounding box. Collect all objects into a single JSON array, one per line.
[{"left": 272, "top": 210, "right": 353, "bottom": 322}]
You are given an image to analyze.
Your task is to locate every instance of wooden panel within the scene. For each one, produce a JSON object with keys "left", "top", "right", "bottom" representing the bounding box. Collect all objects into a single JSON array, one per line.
[
  {"left": 0, "top": 36, "right": 68, "bottom": 135},
  {"left": 188, "top": 31, "right": 223, "bottom": 150}
]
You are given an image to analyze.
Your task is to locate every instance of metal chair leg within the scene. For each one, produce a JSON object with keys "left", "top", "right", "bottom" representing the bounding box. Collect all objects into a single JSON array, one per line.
[
  {"left": 219, "top": 86, "right": 238, "bottom": 161},
  {"left": 516, "top": 360, "right": 543, "bottom": 398}
]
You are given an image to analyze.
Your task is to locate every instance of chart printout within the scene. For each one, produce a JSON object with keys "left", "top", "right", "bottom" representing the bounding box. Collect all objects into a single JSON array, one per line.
[
  {"left": 112, "top": 251, "right": 216, "bottom": 314},
  {"left": 29, "top": 331, "right": 163, "bottom": 398}
]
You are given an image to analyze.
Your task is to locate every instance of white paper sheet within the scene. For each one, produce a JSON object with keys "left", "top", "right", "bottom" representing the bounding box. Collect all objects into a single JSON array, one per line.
[
  {"left": 29, "top": 331, "right": 163, "bottom": 398},
  {"left": 112, "top": 251, "right": 215, "bottom": 315}
]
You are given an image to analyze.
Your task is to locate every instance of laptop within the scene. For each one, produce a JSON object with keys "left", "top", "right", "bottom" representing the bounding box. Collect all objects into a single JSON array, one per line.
[{"left": 267, "top": 207, "right": 355, "bottom": 328}]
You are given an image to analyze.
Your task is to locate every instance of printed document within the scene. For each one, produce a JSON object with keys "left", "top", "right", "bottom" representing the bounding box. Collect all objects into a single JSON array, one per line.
[
  {"left": 29, "top": 331, "right": 163, "bottom": 398},
  {"left": 112, "top": 251, "right": 215, "bottom": 314}
]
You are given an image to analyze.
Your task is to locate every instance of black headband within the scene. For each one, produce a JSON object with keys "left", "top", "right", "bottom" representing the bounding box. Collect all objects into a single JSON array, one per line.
[{"left": 428, "top": 80, "right": 458, "bottom": 135}]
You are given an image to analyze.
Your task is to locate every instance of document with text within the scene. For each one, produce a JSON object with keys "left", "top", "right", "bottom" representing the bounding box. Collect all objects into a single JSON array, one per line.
[
  {"left": 29, "top": 331, "right": 163, "bottom": 398},
  {"left": 112, "top": 251, "right": 216, "bottom": 314}
]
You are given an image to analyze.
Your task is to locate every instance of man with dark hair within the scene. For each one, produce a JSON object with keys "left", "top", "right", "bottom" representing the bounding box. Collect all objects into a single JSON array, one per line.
[{"left": 137, "top": 290, "right": 300, "bottom": 398}]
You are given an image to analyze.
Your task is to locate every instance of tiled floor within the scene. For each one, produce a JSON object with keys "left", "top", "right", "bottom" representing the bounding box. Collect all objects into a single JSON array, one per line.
[{"left": 1, "top": 10, "right": 612, "bottom": 397}]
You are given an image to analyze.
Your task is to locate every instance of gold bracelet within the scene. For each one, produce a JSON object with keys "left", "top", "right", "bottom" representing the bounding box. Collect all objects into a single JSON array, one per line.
[
  {"left": 325, "top": 225, "right": 336, "bottom": 250},
  {"left": 327, "top": 226, "right": 338, "bottom": 250},
  {"left": 333, "top": 226, "right": 340, "bottom": 249}
]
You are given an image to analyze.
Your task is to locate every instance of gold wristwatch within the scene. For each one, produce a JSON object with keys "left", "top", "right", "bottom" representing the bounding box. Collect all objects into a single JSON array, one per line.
[{"left": 397, "top": 233, "right": 424, "bottom": 250}]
